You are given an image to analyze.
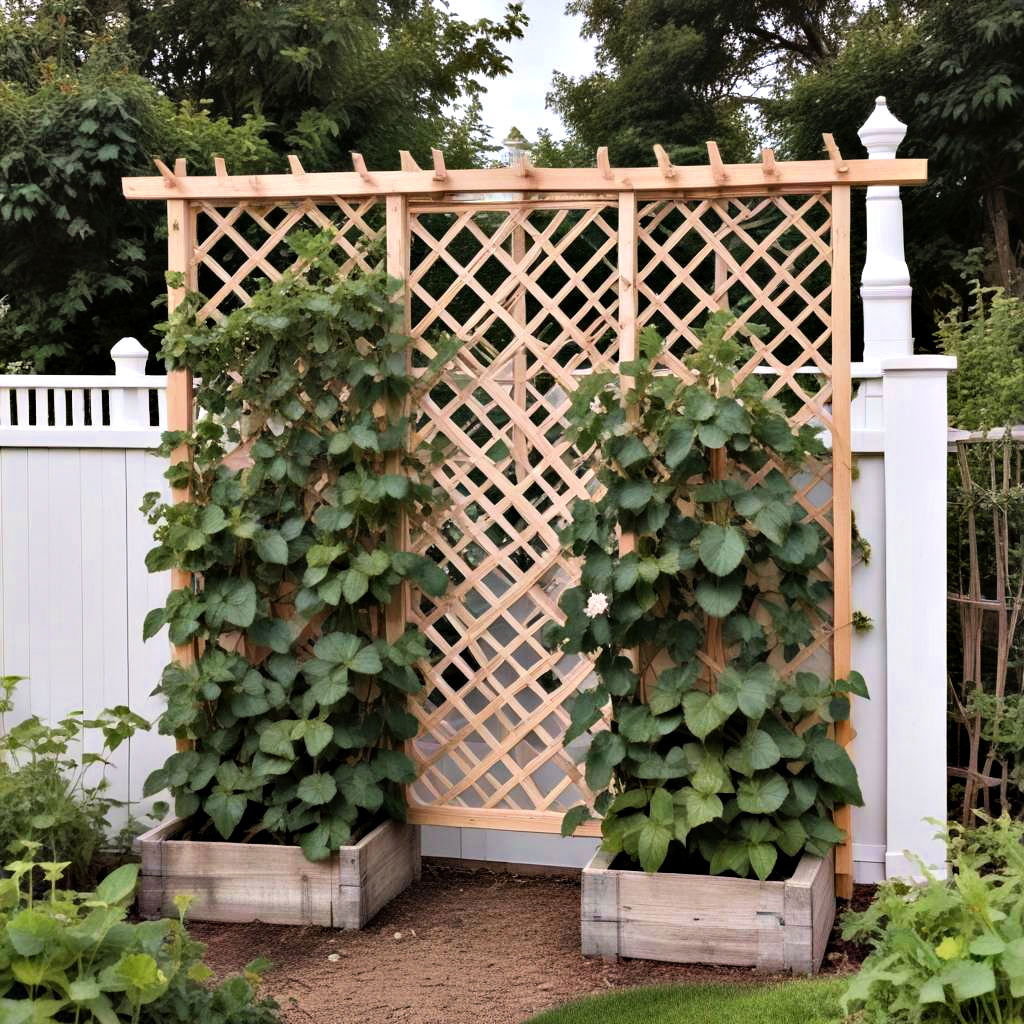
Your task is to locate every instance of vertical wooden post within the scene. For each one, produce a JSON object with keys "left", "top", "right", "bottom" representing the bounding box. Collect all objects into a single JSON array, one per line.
[
  {"left": 617, "top": 192, "right": 643, "bottom": 692},
  {"left": 166, "top": 198, "right": 197, "bottom": 752},
  {"left": 830, "top": 185, "right": 854, "bottom": 899},
  {"left": 385, "top": 195, "right": 410, "bottom": 647},
  {"left": 511, "top": 219, "right": 529, "bottom": 480}
]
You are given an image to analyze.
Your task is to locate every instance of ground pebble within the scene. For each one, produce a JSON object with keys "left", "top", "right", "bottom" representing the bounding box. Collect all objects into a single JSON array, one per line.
[{"left": 327, "top": 954, "right": 340, "bottom": 963}]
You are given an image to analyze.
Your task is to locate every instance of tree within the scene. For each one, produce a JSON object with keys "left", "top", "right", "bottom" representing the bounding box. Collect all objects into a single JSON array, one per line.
[
  {"left": 546, "top": 0, "right": 858, "bottom": 166},
  {"left": 0, "top": 1, "right": 526, "bottom": 369}
]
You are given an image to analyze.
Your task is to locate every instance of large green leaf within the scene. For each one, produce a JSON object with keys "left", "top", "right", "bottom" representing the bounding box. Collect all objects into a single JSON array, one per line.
[
  {"left": 810, "top": 738, "right": 864, "bottom": 804},
  {"left": 205, "top": 791, "right": 247, "bottom": 838},
  {"left": 204, "top": 579, "right": 257, "bottom": 629},
  {"left": 297, "top": 773, "right": 337, "bottom": 806},
  {"left": 698, "top": 524, "right": 746, "bottom": 576},
  {"left": 254, "top": 529, "right": 289, "bottom": 565},
  {"left": 638, "top": 820, "right": 672, "bottom": 873},
  {"left": 682, "top": 690, "right": 738, "bottom": 740},
  {"left": 585, "top": 730, "right": 627, "bottom": 790},
  {"left": 695, "top": 577, "right": 743, "bottom": 618},
  {"left": 736, "top": 772, "right": 789, "bottom": 814}
]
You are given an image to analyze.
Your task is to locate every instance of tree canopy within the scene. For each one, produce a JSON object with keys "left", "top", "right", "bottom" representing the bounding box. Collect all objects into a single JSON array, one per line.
[{"left": 0, "top": 0, "right": 525, "bottom": 370}]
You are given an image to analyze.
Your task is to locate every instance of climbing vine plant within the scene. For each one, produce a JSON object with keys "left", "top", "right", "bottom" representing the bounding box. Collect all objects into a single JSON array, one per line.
[
  {"left": 142, "top": 232, "right": 453, "bottom": 861},
  {"left": 548, "top": 313, "right": 867, "bottom": 880}
]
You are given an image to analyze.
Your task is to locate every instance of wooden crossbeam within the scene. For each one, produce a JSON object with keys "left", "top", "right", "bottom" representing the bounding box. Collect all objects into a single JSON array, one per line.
[
  {"left": 213, "top": 156, "right": 227, "bottom": 178},
  {"left": 597, "top": 146, "right": 612, "bottom": 180},
  {"left": 761, "top": 147, "right": 778, "bottom": 177},
  {"left": 400, "top": 150, "right": 421, "bottom": 173},
  {"left": 287, "top": 155, "right": 306, "bottom": 176},
  {"left": 124, "top": 157, "right": 927, "bottom": 201}
]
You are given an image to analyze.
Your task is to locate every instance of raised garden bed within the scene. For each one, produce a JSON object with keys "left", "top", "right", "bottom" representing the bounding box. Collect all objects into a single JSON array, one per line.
[
  {"left": 581, "top": 848, "right": 834, "bottom": 974},
  {"left": 136, "top": 817, "right": 419, "bottom": 929}
]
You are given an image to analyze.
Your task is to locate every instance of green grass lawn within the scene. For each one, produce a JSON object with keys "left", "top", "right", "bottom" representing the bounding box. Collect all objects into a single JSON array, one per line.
[{"left": 525, "top": 978, "right": 846, "bottom": 1024}]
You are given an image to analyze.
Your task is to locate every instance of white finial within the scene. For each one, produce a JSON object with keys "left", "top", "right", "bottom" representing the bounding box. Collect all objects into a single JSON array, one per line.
[
  {"left": 111, "top": 337, "right": 149, "bottom": 376},
  {"left": 858, "top": 96, "right": 907, "bottom": 160}
]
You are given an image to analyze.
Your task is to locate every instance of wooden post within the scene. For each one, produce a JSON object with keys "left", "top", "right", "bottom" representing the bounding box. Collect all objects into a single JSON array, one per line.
[
  {"left": 831, "top": 184, "right": 854, "bottom": 899},
  {"left": 166, "top": 198, "right": 196, "bottom": 752},
  {"left": 385, "top": 195, "right": 410, "bottom": 647}
]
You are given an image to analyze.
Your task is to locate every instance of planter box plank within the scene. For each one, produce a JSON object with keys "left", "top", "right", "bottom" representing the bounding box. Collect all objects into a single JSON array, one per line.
[
  {"left": 136, "top": 818, "right": 419, "bottom": 929},
  {"left": 582, "top": 848, "right": 834, "bottom": 974}
]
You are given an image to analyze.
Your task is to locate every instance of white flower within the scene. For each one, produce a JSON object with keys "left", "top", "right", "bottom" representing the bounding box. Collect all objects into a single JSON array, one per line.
[
  {"left": 585, "top": 592, "right": 609, "bottom": 617},
  {"left": 338, "top": 385, "right": 352, "bottom": 404},
  {"left": 589, "top": 396, "right": 603, "bottom": 414}
]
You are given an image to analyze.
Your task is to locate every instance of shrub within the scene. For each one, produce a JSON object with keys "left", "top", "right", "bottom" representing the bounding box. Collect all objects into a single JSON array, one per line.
[
  {"left": 0, "top": 848, "right": 280, "bottom": 1024},
  {"left": 142, "top": 231, "right": 454, "bottom": 861},
  {"left": 842, "top": 816, "right": 1024, "bottom": 1023},
  {"left": 546, "top": 315, "right": 866, "bottom": 879},
  {"left": 941, "top": 283, "right": 1024, "bottom": 431},
  {"left": 0, "top": 676, "right": 148, "bottom": 888}
]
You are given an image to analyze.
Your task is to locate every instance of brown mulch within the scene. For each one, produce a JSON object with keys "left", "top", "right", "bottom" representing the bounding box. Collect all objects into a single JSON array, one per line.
[{"left": 189, "top": 862, "right": 875, "bottom": 1024}]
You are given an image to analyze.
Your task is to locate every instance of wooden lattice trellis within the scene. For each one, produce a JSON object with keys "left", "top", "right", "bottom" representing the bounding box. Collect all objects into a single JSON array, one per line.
[{"left": 126, "top": 142, "right": 926, "bottom": 900}]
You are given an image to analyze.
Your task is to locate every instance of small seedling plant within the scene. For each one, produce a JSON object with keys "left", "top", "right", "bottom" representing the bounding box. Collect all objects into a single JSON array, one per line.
[
  {"left": 548, "top": 313, "right": 867, "bottom": 880},
  {"left": 142, "top": 231, "right": 453, "bottom": 861}
]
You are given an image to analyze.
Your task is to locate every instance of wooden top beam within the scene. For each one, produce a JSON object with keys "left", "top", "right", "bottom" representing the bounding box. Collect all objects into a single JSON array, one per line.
[{"left": 123, "top": 157, "right": 927, "bottom": 202}]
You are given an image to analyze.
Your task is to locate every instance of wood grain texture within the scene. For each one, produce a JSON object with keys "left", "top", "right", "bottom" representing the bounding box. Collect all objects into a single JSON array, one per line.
[
  {"left": 135, "top": 819, "right": 420, "bottom": 929},
  {"left": 581, "top": 850, "right": 834, "bottom": 974},
  {"left": 123, "top": 158, "right": 927, "bottom": 202}
]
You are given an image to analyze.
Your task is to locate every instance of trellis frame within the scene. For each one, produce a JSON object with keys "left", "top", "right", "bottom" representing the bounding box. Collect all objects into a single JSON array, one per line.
[{"left": 126, "top": 143, "right": 926, "bottom": 901}]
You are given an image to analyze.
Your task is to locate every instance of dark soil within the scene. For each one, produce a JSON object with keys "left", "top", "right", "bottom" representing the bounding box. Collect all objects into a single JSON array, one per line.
[{"left": 189, "top": 862, "right": 875, "bottom": 1024}]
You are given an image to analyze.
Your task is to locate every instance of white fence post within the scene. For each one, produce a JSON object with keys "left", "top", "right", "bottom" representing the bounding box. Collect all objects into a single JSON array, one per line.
[
  {"left": 109, "top": 337, "right": 151, "bottom": 428},
  {"left": 858, "top": 97, "right": 956, "bottom": 878},
  {"left": 859, "top": 97, "right": 914, "bottom": 361}
]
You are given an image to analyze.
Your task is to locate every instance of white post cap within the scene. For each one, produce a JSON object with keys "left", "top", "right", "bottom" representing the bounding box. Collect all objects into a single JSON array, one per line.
[
  {"left": 858, "top": 96, "right": 907, "bottom": 159},
  {"left": 111, "top": 337, "right": 149, "bottom": 376}
]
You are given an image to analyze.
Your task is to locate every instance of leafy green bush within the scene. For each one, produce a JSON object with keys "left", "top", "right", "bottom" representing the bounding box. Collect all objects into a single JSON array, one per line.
[
  {"left": 0, "top": 676, "right": 148, "bottom": 888},
  {"left": 0, "top": 849, "right": 280, "bottom": 1024},
  {"left": 843, "top": 816, "right": 1024, "bottom": 1023},
  {"left": 546, "top": 315, "right": 866, "bottom": 879},
  {"left": 941, "top": 283, "right": 1024, "bottom": 430},
  {"left": 142, "top": 232, "right": 454, "bottom": 861}
]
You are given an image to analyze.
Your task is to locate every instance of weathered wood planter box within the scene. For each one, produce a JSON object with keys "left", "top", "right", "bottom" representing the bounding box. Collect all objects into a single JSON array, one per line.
[
  {"left": 581, "top": 848, "right": 834, "bottom": 974},
  {"left": 135, "top": 817, "right": 419, "bottom": 929}
]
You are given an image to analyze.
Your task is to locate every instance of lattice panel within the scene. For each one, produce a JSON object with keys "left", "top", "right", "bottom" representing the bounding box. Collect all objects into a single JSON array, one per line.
[
  {"left": 404, "top": 192, "right": 843, "bottom": 831},
  {"left": 405, "top": 203, "right": 619, "bottom": 823},
  {"left": 189, "top": 197, "right": 385, "bottom": 321},
  {"left": 639, "top": 193, "right": 837, "bottom": 685}
]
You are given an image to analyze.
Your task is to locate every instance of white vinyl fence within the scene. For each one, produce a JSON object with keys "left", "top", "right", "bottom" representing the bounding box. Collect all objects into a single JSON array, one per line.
[{"left": 0, "top": 99, "right": 955, "bottom": 881}]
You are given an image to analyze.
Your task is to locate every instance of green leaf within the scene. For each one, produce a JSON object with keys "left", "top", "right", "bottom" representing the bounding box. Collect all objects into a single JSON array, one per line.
[
  {"left": 753, "top": 502, "right": 791, "bottom": 545},
  {"left": 680, "top": 788, "right": 723, "bottom": 827},
  {"left": 811, "top": 738, "right": 864, "bottom": 804},
  {"left": 561, "top": 804, "right": 592, "bottom": 836},
  {"left": 255, "top": 530, "right": 289, "bottom": 565},
  {"left": 350, "top": 644, "right": 383, "bottom": 675},
  {"left": 342, "top": 569, "right": 369, "bottom": 603},
  {"left": 649, "top": 787, "right": 673, "bottom": 826},
  {"left": 302, "top": 720, "right": 334, "bottom": 757},
  {"left": 94, "top": 863, "right": 139, "bottom": 905},
  {"left": 748, "top": 842, "right": 777, "bottom": 881},
  {"left": 204, "top": 578, "right": 257, "bottom": 629},
  {"left": 205, "top": 791, "right": 247, "bottom": 838},
  {"left": 618, "top": 480, "right": 653, "bottom": 510},
  {"left": 682, "top": 690, "right": 737, "bottom": 740},
  {"left": 695, "top": 577, "right": 743, "bottom": 618},
  {"left": 638, "top": 820, "right": 672, "bottom": 873},
  {"left": 585, "top": 730, "right": 627, "bottom": 791},
  {"left": 736, "top": 772, "right": 789, "bottom": 814},
  {"left": 297, "top": 773, "right": 337, "bottom": 806},
  {"left": 664, "top": 422, "right": 695, "bottom": 468},
  {"left": 942, "top": 959, "right": 996, "bottom": 1001},
  {"left": 698, "top": 524, "right": 747, "bottom": 576}
]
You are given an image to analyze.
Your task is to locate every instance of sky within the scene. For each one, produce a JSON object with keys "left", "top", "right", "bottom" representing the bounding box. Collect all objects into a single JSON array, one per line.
[{"left": 445, "top": 0, "right": 598, "bottom": 147}]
